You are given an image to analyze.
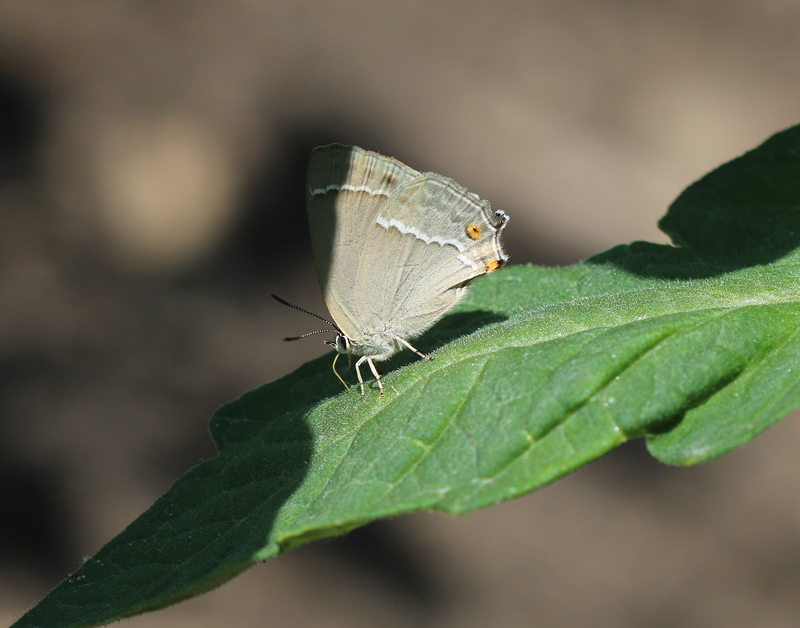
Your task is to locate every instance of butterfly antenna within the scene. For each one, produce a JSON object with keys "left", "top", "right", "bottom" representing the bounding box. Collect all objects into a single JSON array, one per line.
[
  {"left": 269, "top": 292, "right": 341, "bottom": 332},
  {"left": 271, "top": 292, "right": 349, "bottom": 392},
  {"left": 282, "top": 329, "right": 333, "bottom": 342}
]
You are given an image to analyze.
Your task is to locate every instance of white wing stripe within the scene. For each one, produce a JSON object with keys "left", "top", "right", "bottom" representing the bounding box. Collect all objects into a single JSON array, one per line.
[
  {"left": 310, "top": 184, "right": 391, "bottom": 197},
  {"left": 376, "top": 215, "right": 466, "bottom": 252},
  {"left": 457, "top": 254, "right": 480, "bottom": 270}
]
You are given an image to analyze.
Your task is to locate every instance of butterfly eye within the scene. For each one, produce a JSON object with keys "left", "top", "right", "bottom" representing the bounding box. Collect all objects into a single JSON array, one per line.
[{"left": 335, "top": 335, "right": 351, "bottom": 353}]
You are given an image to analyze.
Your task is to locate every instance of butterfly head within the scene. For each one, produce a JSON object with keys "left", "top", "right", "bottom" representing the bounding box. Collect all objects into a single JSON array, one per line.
[{"left": 325, "top": 333, "right": 352, "bottom": 355}]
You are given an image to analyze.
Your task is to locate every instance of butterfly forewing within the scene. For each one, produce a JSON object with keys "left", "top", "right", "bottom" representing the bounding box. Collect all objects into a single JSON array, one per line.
[{"left": 306, "top": 145, "right": 418, "bottom": 341}]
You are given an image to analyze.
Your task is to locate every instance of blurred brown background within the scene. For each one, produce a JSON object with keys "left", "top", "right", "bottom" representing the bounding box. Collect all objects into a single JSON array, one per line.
[{"left": 2, "top": 1, "right": 800, "bottom": 626}]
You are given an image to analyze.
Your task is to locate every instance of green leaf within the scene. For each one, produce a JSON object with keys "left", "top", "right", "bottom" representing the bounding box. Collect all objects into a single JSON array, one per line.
[{"left": 15, "top": 124, "right": 800, "bottom": 628}]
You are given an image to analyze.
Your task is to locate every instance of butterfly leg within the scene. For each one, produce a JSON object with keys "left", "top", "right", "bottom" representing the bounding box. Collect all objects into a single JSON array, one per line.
[
  {"left": 355, "top": 355, "right": 384, "bottom": 397},
  {"left": 366, "top": 357, "right": 385, "bottom": 397},
  {"left": 395, "top": 337, "right": 434, "bottom": 361},
  {"left": 355, "top": 356, "right": 367, "bottom": 397}
]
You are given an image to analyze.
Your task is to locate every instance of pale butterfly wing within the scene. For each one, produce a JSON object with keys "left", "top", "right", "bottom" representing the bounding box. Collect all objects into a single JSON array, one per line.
[
  {"left": 306, "top": 145, "right": 418, "bottom": 344},
  {"left": 363, "top": 174, "right": 508, "bottom": 341},
  {"left": 306, "top": 144, "right": 508, "bottom": 361}
]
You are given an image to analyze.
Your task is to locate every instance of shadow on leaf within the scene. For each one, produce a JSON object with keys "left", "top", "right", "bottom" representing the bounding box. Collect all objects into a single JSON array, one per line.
[{"left": 591, "top": 124, "right": 800, "bottom": 279}]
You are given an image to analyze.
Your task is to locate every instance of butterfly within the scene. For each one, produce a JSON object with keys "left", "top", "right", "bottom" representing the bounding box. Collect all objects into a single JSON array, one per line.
[{"left": 272, "top": 144, "right": 509, "bottom": 397}]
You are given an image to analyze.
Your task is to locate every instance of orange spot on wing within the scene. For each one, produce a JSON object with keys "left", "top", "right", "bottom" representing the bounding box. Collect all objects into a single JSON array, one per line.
[
  {"left": 466, "top": 223, "right": 481, "bottom": 239},
  {"left": 485, "top": 259, "right": 504, "bottom": 272}
]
